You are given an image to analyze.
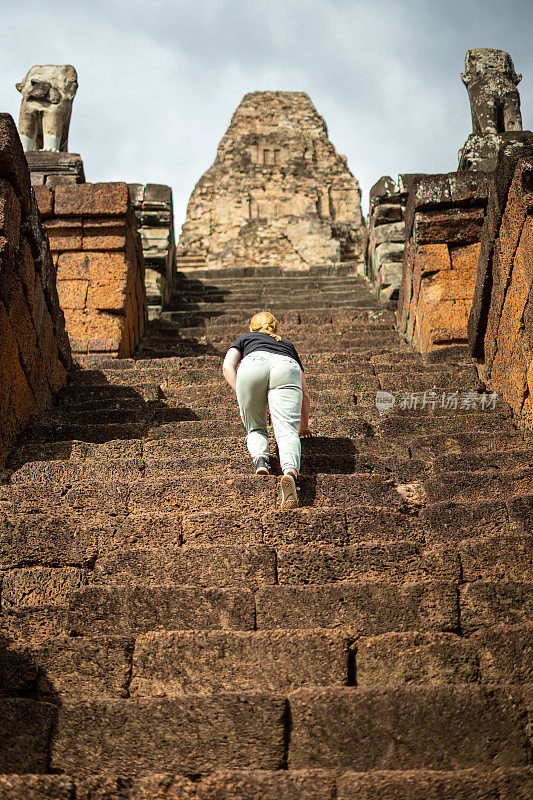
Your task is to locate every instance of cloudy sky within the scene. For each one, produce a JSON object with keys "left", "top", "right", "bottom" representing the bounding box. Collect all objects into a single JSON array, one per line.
[{"left": 1, "top": 0, "right": 531, "bottom": 229}]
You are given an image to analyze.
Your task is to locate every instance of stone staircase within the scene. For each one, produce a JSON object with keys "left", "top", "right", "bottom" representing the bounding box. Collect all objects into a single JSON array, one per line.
[{"left": 0, "top": 266, "right": 532, "bottom": 798}]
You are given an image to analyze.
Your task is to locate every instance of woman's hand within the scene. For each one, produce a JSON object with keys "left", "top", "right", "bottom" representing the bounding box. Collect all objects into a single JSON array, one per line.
[{"left": 299, "top": 427, "right": 315, "bottom": 438}]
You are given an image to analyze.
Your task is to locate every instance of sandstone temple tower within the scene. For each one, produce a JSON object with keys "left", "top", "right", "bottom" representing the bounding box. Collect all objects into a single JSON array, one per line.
[{"left": 177, "top": 91, "right": 365, "bottom": 271}]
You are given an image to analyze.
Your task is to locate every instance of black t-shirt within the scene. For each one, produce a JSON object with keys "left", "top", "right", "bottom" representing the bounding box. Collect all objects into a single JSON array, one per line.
[{"left": 229, "top": 332, "right": 304, "bottom": 371}]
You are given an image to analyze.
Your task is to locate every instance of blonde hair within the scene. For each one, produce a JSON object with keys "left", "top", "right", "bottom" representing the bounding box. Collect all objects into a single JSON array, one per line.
[{"left": 249, "top": 311, "right": 281, "bottom": 341}]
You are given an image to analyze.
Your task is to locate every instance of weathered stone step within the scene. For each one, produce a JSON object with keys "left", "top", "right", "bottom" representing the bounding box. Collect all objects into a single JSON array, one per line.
[
  {"left": 137, "top": 338, "right": 401, "bottom": 357},
  {"left": 170, "top": 278, "right": 372, "bottom": 296},
  {"left": 458, "top": 534, "right": 533, "bottom": 580},
  {"left": 423, "top": 467, "right": 533, "bottom": 503},
  {"left": 172, "top": 280, "right": 373, "bottom": 293},
  {"left": 377, "top": 394, "right": 510, "bottom": 418},
  {"left": 0, "top": 630, "right": 351, "bottom": 700},
  {"left": 75, "top": 348, "right": 416, "bottom": 379},
  {"left": 161, "top": 307, "right": 395, "bottom": 327},
  {"left": 169, "top": 298, "right": 378, "bottom": 312},
  {"left": 170, "top": 289, "right": 375, "bottom": 305},
  {"left": 378, "top": 411, "right": 516, "bottom": 438},
  {"left": 169, "top": 321, "right": 395, "bottom": 339},
  {"left": 69, "top": 360, "right": 379, "bottom": 386},
  {"left": 8, "top": 430, "right": 421, "bottom": 472},
  {"left": 356, "top": 624, "right": 533, "bottom": 686},
  {"left": 150, "top": 329, "right": 396, "bottom": 345},
  {"left": 141, "top": 453, "right": 421, "bottom": 479},
  {"left": 59, "top": 372, "right": 502, "bottom": 410},
  {"left": 0, "top": 698, "right": 57, "bottom": 772},
  {"left": 460, "top": 581, "right": 533, "bottom": 633},
  {"left": 130, "top": 624, "right": 533, "bottom": 697},
  {"left": 1, "top": 634, "right": 133, "bottom": 701},
  {"left": 334, "top": 770, "right": 533, "bottom": 800},
  {"left": 411, "top": 431, "right": 532, "bottom": 460},
  {"left": 16, "top": 412, "right": 520, "bottom": 453},
  {"left": 0, "top": 605, "right": 69, "bottom": 644},
  {"left": 143, "top": 391, "right": 509, "bottom": 421},
  {"left": 377, "top": 369, "right": 482, "bottom": 392},
  {"left": 9, "top": 459, "right": 145, "bottom": 486},
  {"left": 130, "top": 629, "right": 353, "bottom": 695},
  {"left": 180, "top": 506, "right": 425, "bottom": 548},
  {"left": 256, "top": 581, "right": 458, "bottom": 632},
  {"left": 433, "top": 449, "right": 533, "bottom": 474},
  {"left": 63, "top": 369, "right": 381, "bottom": 399},
  {"left": 48, "top": 693, "right": 287, "bottom": 776},
  {"left": 68, "top": 586, "right": 255, "bottom": 635},
  {"left": 142, "top": 433, "right": 410, "bottom": 462},
  {"left": 14, "top": 420, "right": 148, "bottom": 445},
  {"left": 275, "top": 542, "right": 459, "bottom": 584},
  {"left": 55, "top": 383, "right": 381, "bottom": 417},
  {"left": 288, "top": 686, "right": 530, "bottom": 770},
  {"left": 94, "top": 545, "right": 277, "bottom": 589},
  {"left": 420, "top": 497, "right": 531, "bottom": 542},
  {"left": 146, "top": 330, "right": 398, "bottom": 349},
  {"left": 174, "top": 274, "right": 367, "bottom": 288},
  {"left": 144, "top": 418, "right": 375, "bottom": 442},
  {"left": 91, "top": 541, "right": 459, "bottom": 589},
  {"left": 0, "top": 775, "right": 76, "bottom": 798},
  {"left": 67, "top": 581, "right": 458, "bottom": 636},
  {"left": 176, "top": 263, "right": 357, "bottom": 279},
  {"left": 0, "top": 503, "right": 432, "bottom": 569},
  {"left": 1, "top": 768, "right": 531, "bottom": 800},
  {"left": 6, "top": 538, "right": 528, "bottom": 613},
  {"left": 44, "top": 393, "right": 390, "bottom": 426},
  {"left": 122, "top": 473, "right": 422, "bottom": 514}
]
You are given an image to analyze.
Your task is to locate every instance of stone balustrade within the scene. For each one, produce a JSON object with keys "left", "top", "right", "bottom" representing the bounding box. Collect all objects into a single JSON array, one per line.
[{"left": 34, "top": 182, "right": 146, "bottom": 358}]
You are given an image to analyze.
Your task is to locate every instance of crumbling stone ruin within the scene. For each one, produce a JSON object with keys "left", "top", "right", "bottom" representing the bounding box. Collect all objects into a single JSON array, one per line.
[
  {"left": 468, "top": 133, "right": 533, "bottom": 428},
  {"left": 0, "top": 114, "right": 71, "bottom": 465},
  {"left": 364, "top": 175, "right": 409, "bottom": 308},
  {"left": 16, "top": 65, "right": 78, "bottom": 154},
  {"left": 397, "top": 171, "right": 488, "bottom": 359},
  {"left": 128, "top": 183, "right": 176, "bottom": 313},
  {"left": 177, "top": 91, "right": 365, "bottom": 272},
  {"left": 0, "top": 51, "right": 532, "bottom": 800},
  {"left": 33, "top": 181, "right": 146, "bottom": 358},
  {"left": 26, "top": 151, "right": 85, "bottom": 189},
  {"left": 459, "top": 48, "right": 523, "bottom": 172}
]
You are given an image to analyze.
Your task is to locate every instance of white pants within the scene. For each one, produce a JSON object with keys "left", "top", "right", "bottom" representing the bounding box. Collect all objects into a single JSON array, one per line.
[{"left": 236, "top": 352, "right": 303, "bottom": 474}]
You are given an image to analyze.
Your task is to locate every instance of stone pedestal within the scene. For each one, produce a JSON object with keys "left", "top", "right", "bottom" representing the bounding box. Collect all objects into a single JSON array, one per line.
[
  {"left": 25, "top": 151, "right": 85, "bottom": 188},
  {"left": 458, "top": 133, "right": 508, "bottom": 173}
]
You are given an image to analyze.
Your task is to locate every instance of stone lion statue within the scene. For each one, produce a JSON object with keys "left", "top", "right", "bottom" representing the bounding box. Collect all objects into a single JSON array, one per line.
[
  {"left": 16, "top": 65, "right": 78, "bottom": 152},
  {"left": 461, "top": 48, "right": 522, "bottom": 135}
]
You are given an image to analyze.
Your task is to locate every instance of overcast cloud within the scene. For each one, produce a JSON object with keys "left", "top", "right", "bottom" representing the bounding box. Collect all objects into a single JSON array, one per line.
[{"left": 1, "top": 0, "right": 532, "bottom": 227}]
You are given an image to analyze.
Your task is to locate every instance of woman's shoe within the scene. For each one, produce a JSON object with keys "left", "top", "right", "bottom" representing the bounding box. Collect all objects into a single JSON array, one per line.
[
  {"left": 280, "top": 473, "right": 298, "bottom": 509},
  {"left": 255, "top": 456, "right": 270, "bottom": 475}
]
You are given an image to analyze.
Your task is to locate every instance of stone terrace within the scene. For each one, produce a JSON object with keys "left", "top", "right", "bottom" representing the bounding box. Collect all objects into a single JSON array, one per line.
[{"left": 0, "top": 264, "right": 532, "bottom": 798}]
